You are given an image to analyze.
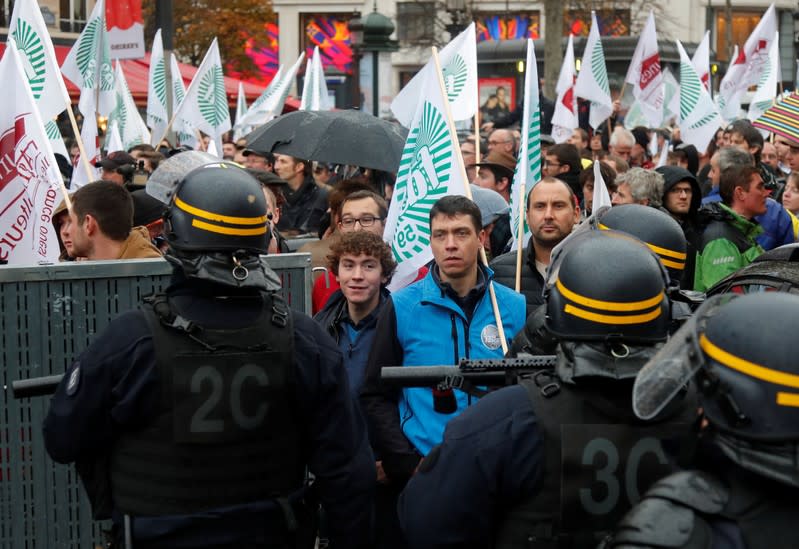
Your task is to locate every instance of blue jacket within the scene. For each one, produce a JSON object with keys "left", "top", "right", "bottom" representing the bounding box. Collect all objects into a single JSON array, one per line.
[
  {"left": 702, "top": 188, "right": 794, "bottom": 250},
  {"left": 361, "top": 265, "right": 526, "bottom": 474}
]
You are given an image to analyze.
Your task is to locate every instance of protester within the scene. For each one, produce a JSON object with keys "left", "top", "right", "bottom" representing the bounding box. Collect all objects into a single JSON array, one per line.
[
  {"left": 543, "top": 143, "right": 583, "bottom": 200},
  {"left": 608, "top": 126, "right": 635, "bottom": 162},
  {"left": 59, "top": 181, "right": 162, "bottom": 261},
  {"left": 273, "top": 153, "right": 328, "bottom": 235},
  {"left": 242, "top": 148, "right": 274, "bottom": 172},
  {"left": 656, "top": 166, "right": 702, "bottom": 288},
  {"left": 469, "top": 183, "right": 511, "bottom": 260},
  {"left": 612, "top": 167, "right": 664, "bottom": 207},
  {"left": 782, "top": 172, "right": 799, "bottom": 240},
  {"left": 694, "top": 166, "right": 766, "bottom": 292},
  {"left": 491, "top": 177, "right": 580, "bottom": 313},
  {"left": 43, "top": 164, "right": 374, "bottom": 548},
  {"left": 95, "top": 151, "right": 137, "bottom": 187},
  {"left": 486, "top": 129, "right": 516, "bottom": 157},
  {"left": 471, "top": 150, "right": 515, "bottom": 203},
  {"left": 580, "top": 161, "right": 616, "bottom": 217}
]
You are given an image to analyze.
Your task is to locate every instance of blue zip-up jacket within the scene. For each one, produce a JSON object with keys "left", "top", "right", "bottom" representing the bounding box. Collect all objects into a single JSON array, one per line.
[
  {"left": 360, "top": 265, "right": 526, "bottom": 482},
  {"left": 702, "top": 188, "right": 794, "bottom": 250}
]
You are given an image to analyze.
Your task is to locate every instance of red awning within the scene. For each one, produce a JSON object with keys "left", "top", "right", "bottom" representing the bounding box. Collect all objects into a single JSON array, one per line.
[{"left": 0, "top": 43, "right": 299, "bottom": 111}]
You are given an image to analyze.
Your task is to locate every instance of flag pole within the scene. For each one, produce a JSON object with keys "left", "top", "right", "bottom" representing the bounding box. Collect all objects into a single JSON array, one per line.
[
  {"left": 473, "top": 110, "right": 481, "bottom": 163},
  {"left": 514, "top": 176, "right": 526, "bottom": 293},
  {"left": 431, "top": 46, "right": 508, "bottom": 354}
]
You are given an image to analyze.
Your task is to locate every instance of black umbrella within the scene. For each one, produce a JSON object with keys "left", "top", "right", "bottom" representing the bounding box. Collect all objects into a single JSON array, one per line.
[{"left": 244, "top": 110, "right": 408, "bottom": 173}]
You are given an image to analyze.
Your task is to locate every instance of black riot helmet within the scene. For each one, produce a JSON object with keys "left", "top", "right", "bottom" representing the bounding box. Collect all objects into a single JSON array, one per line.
[
  {"left": 546, "top": 230, "right": 670, "bottom": 345},
  {"left": 597, "top": 204, "right": 688, "bottom": 287},
  {"left": 634, "top": 292, "right": 799, "bottom": 487},
  {"left": 164, "top": 162, "right": 270, "bottom": 254}
]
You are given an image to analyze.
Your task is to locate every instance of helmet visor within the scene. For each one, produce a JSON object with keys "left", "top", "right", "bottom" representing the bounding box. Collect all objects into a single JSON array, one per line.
[
  {"left": 633, "top": 294, "right": 737, "bottom": 420},
  {"left": 146, "top": 151, "right": 220, "bottom": 205}
]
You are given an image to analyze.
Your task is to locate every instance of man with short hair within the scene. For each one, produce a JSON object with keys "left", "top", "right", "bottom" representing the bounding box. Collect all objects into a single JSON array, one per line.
[
  {"left": 612, "top": 167, "right": 664, "bottom": 208},
  {"left": 487, "top": 129, "right": 515, "bottom": 157},
  {"left": 491, "top": 177, "right": 580, "bottom": 313},
  {"left": 609, "top": 126, "right": 635, "bottom": 162},
  {"left": 542, "top": 143, "right": 583, "bottom": 200},
  {"left": 361, "top": 195, "right": 526, "bottom": 486},
  {"left": 273, "top": 153, "right": 328, "bottom": 235},
  {"left": 60, "top": 181, "right": 162, "bottom": 260},
  {"left": 471, "top": 150, "right": 515, "bottom": 203},
  {"left": 694, "top": 166, "right": 766, "bottom": 291},
  {"left": 568, "top": 128, "right": 589, "bottom": 152},
  {"left": 461, "top": 137, "right": 477, "bottom": 183}
]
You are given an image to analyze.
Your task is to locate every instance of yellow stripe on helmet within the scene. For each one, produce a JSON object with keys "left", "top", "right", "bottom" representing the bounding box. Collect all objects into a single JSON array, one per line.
[
  {"left": 556, "top": 278, "right": 664, "bottom": 312},
  {"left": 700, "top": 334, "right": 799, "bottom": 389},
  {"left": 175, "top": 196, "right": 267, "bottom": 225}
]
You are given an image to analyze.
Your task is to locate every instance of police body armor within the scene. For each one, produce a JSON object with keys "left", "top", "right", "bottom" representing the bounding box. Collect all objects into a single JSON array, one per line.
[
  {"left": 493, "top": 372, "right": 697, "bottom": 549},
  {"left": 604, "top": 467, "right": 799, "bottom": 549},
  {"left": 110, "top": 292, "right": 303, "bottom": 516}
]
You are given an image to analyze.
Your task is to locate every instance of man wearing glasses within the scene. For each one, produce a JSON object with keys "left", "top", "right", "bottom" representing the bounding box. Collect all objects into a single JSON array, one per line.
[{"left": 487, "top": 129, "right": 516, "bottom": 157}]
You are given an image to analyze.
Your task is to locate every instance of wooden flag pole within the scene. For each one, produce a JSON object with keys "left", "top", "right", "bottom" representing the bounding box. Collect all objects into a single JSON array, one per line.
[{"left": 432, "top": 46, "right": 508, "bottom": 355}]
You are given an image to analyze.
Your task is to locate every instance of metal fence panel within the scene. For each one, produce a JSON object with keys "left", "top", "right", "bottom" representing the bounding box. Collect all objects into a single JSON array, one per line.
[{"left": 0, "top": 254, "right": 311, "bottom": 548}]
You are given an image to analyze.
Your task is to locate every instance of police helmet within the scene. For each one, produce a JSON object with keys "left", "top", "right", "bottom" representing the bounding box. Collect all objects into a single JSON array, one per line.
[
  {"left": 546, "top": 230, "right": 670, "bottom": 344},
  {"left": 164, "top": 162, "right": 270, "bottom": 254},
  {"left": 597, "top": 204, "right": 688, "bottom": 287}
]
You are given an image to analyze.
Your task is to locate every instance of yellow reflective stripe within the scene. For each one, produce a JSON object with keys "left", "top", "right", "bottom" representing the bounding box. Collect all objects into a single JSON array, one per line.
[
  {"left": 777, "top": 392, "right": 799, "bottom": 408},
  {"left": 699, "top": 334, "right": 799, "bottom": 389},
  {"left": 192, "top": 219, "right": 267, "bottom": 236},
  {"left": 564, "top": 303, "right": 662, "bottom": 324},
  {"left": 598, "top": 223, "right": 609, "bottom": 230},
  {"left": 660, "top": 257, "right": 686, "bottom": 270},
  {"left": 647, "top": 242, "right": 687, "bottom": 260},
  {"left": 175, "top": 196, "right": 267, "bottom": 225},
  {"left": 556, "top": 278, "right": 664, "bottom": 312}
]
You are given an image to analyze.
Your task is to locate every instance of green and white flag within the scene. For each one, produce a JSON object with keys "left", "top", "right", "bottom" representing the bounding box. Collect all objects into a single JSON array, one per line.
[
  {"left": 391, "top": 23, "right": 477, "bottom": 127},
  {"left": 9, "top": 0, "right": 71, "bottom": 119},
  {"left": 108, "top": 62, "right": 150, "bottom": 151},
  {"left": 238, "top": 52, "right": 305, "bottom": 126},
  {"left": 45, "top": 119, "right": 69, "bottom": 159},
  {"left": 171, "top": 38, "right": 230, "bottom": 153},
  {"left": 105, "top": 120, "right": 123, "bottom": 153},
  {"left": 574, "top": 11, "right": 613, "bottom": 129},
  {"left": 747, "top": 32, "right": 780, "bottom": 123},
  {"left": 146, "top": 28, "right": 168, "bottom": 145},
  {"left": 60, "top": 0, "right": 115, "bottom": 116},
  {"left": 299, "top": 46, "right": 332, "bottom": 111},
  {"left": 233, "top": 82, "right": 250, "bottom": 140},
  {"left": 170, "top": 53, "right": 199, "bottom": 149},
  {"left": 509, "top": 39, "right": 541, "bottom": 251},
  {"left": 383, "top": 64, "right": 467, "bottom": 290},
  {"left": 676, "top": 40, "right": 721, "bottom": 154}
]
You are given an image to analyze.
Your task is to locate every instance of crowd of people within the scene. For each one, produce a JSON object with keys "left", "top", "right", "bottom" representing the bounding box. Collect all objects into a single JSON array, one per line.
[{"left": 32, "top": 95, "right": 799, "bottom": 549}]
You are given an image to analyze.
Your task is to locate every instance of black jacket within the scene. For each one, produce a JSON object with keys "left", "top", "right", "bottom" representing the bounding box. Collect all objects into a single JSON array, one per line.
[
  {"left": 278, "top": 176, "right": 329, "bottom": 235},
  {"left": 490, "top": 238, "right": 546, "bottom": 315}
]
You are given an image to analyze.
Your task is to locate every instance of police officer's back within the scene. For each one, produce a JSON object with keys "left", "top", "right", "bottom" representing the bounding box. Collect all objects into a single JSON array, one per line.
[
  {"left": 43, "top": 162, "right": 374, "bottom": 548},
  {"left": 603, "top": 292, "right": 799, "bottom": 549},
  {"left": 398, "top": 231, "right": 697, "bottom": 549}
]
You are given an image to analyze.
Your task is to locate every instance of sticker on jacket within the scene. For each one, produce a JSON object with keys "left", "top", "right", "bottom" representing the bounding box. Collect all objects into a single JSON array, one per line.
[{"left": 481, "top": 324, "right": 501, "bottom": 350}]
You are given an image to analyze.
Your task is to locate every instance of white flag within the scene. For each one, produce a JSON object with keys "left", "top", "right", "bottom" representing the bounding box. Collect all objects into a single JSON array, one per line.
[
  {"left": 592, "top": 160, "right": 612, "bottom": 212},
  {"left": 171, "top": 38, "right": 231, "bottom": 153},
  {"left": 663, "top": 66, "right": 680, "bottom": 123},
  {"left": 384, "top": 65, "right": 467, "bottom": 290},
  {"left": 108, "top": 62, "right": 150, "bottom": 151},
  {"left": 509, "top": 39, "right": 541, "bottom": 251},
  {"left": 60, "top": 0, "right": 114, "bottom": 116},
  {"left": 9, "top": 0, "right": 71, "bottom": 119},
  {"left": 624, "top": 11, "right": 663, "bottom": 128},
  {"left": 677, "top": 40, "right": 722, "bottom": 154},
  {"left": 691, "top": 31, "right": 711, "bottom": 91},
  {"left": 0, "top": 41, "right": 65, "bottom": 265},
  {"left": 237, "top": 53, "right": 304, "bottom": 127},
  {"left": 575, "top": 11, "right": 613, "bottom": 129},
  {"left": 299, "top": 46, "right": 332, "bottom": 111},
  {"left": 70, "top": 114, "right": 100, "bottom": 188},
  {"left": 233, "top": 82, "right": 250, "bottom": 140},
  {"left": 747, "top": 32, "right": 780, "bottom": 122},
  {"left": 146, "top": 29, "right": 168, "bottom": 145},
  {"left": 552, "top": 34, "right": 578, "bottom": 144},
  {"left": 170, "top": 53, "right": 199, "bottom": 149},
  {"left": 105, "top": 120, "right": 123, "bottom": 153},
  {"left": 45, "top": 120, "right": 69, "bottom": 160},
  {"left": 654, "top": 139, "right": 669, "bottom": 168},
  {"left": 391, "top": 23, "right": 478, "bottom": 126},
  {"left": 718, "top": 4, "right": 777, "bottom": 120}
]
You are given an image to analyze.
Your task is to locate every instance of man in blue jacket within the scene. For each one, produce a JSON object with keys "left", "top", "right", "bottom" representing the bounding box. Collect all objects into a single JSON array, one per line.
[{"left": 360, "top": 195, "right": 526, "bottom": 488}]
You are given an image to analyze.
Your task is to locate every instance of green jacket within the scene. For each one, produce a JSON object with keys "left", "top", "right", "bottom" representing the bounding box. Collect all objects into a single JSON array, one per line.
[{"left": 694, "top": 203, "right": 764, "bottom": 292}]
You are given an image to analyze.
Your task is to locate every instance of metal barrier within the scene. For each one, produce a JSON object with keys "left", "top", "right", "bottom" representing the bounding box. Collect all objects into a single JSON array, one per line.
[{"left": 0, "top": 254, "right": 311, "bottom": 548}]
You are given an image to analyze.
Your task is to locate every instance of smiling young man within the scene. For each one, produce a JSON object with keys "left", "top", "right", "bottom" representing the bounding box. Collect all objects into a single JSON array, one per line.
[
  {"left": 694, "top": 165, "right": 767, "bottom": 292},
  {"left": 361, "top": 195, "right": 526, "bottom": 488}
]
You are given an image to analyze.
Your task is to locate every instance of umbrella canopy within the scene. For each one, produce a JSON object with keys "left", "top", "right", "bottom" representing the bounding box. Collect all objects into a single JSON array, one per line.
[
  {"left": 752, "top": 92, "right": 799, "bottom": 144},
  {"left": 244, "top": 110, "right": 408, "bottom": 173}
]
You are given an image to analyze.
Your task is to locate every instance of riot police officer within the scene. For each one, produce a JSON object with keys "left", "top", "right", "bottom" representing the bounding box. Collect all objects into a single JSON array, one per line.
[
  {"left": 43, "top": 162, "right": 374, "bottom": 548},
  {"left": 397, "top": 231, "right": 698, "bottom": 548},
  {"left": 603, "top": 292, "right": 799, "bottom": 549}
]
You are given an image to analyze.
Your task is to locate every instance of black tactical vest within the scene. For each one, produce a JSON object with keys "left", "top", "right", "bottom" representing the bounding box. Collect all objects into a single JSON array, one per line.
[
  {"left": 493, "top": 371, "right": 697, "bottom": 549},
  {"left": 110, "top": 292, "right": 303, "bottom": 516}
]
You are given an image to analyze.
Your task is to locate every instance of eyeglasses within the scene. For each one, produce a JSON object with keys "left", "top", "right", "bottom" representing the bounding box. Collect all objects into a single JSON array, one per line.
[
  {"left": 339, "top": 215, "right": 384, "bottom": 229},
  {"left": 543, "top": 160, "right": 562, "bottom": 168}
]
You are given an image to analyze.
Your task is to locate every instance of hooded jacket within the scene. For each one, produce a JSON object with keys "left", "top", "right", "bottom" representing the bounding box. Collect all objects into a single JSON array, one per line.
[
  {"left": 656, "top": 166, "right": 702, "bottom": 288},
  {"left": 694, "top": 202, "right": 764, "bottom": 292}
]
